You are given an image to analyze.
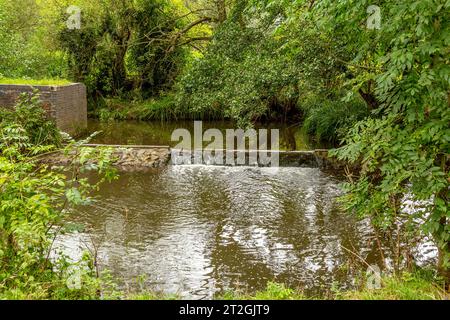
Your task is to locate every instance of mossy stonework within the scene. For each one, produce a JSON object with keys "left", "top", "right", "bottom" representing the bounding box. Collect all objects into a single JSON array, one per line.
[{"left": 37, "top": 145, "right": 347, "bottom": 172}]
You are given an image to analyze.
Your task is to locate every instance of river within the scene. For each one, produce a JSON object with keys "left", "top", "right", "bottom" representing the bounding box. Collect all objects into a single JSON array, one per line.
[{"left": 53, "top": 120, "right": 435, "bottom": 298}]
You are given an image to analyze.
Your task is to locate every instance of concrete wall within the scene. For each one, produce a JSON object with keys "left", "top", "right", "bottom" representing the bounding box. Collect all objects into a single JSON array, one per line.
[{"left": 0, "top": 83, "right": 87, "bottom": 136}]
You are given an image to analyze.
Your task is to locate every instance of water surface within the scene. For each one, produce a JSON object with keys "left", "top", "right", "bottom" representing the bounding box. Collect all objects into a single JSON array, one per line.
[
  {"left": 84, "top": 120, "right": 331, "bottom": 151},
  {"left": 55, "top": 165, "right": 383, "bottom": 298}
]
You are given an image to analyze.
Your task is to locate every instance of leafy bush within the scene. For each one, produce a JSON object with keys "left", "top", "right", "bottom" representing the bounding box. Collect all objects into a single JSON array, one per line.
[
  {"left": 58, "top": 0, "right": 187, "bottom": 101},
  {"left": 0, "top": 93, "right": 119, "bottom": 299},
  {"left": 0, "top": 91, "right": 61, "bottom": 150},
  {"left": 0, "top": 0, "right": 68, "bottom": 79},
  {"left": 326, "top": 0, "right": 450, "bottom": 282}
]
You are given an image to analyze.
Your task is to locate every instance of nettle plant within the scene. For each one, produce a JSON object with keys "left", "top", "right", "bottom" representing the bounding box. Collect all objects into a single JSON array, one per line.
[{"left": 0, "top": 93, "right": 119, "bottom": 299}]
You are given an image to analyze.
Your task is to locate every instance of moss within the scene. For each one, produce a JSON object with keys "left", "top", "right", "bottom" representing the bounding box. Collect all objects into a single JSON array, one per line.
[{"left": 0, "top": 77, "right": 72, "bottom": 86}]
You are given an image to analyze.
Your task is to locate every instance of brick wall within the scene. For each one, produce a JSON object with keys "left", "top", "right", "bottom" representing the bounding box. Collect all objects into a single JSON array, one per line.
[{"left": 0, "top": 83, "right": 87, "bottom": 136}]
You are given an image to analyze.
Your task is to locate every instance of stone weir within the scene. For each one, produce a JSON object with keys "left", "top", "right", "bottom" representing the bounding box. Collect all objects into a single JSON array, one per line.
[
  {"left": 37, "top": 145, "right": 171, "bottom": 171},
  {"left": 170, "top": 148, "right": 341, "bottom": 170},
  {"left": 37, "top": 144, "right": 346, "bottom": 172}
]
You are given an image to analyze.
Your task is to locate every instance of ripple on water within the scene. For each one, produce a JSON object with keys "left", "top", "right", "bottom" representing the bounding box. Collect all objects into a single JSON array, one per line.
[{"left": 53, "top": 165, "right": 432, "bottom": 298}]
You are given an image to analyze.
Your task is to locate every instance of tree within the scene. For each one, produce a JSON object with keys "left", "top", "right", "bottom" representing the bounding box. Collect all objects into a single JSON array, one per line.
[{"left": 322, "top": 0, "right": 450, "bottom": 283}]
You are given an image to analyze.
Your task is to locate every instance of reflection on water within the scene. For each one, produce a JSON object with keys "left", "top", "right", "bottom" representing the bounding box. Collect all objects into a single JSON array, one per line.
[
  {"left": 55, "top": 166, "right": 383, "bottom": 298},
  {"left": 84, "top": 120, "right": 332, "bottom": 151}
]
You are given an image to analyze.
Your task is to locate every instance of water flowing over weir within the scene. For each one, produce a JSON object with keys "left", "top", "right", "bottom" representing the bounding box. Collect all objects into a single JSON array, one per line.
[{"left": 39, "top": 145, "right": 344, "bottom": 171}]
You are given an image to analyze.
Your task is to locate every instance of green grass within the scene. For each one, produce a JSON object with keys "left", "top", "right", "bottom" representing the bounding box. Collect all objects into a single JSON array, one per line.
[
  {"left": 217, "top": 282, "right": 307, "bottom": 300},
  {"left": 0, "top": 271, "right": 447, "bottom": 300},
  {"left": 93, "top": 94, "right": 224, "bottom": 122},
  {"left": 93, "top": 96, "right": 180, "bottom": 122},
  {"left": 122, "top": 271, "right": 448, "bottom": 300},
  {"left": 126, "top": 292, "right": 181, "bottom": 300},
  {"left": 0, "top": 77, "right": 72, "bottom": 86},
  {"left": 337, "top": 271, "right": 448, "bottom": 300},
  {"left": 301, "top": 93, "right": 369, "bottom": 142}
]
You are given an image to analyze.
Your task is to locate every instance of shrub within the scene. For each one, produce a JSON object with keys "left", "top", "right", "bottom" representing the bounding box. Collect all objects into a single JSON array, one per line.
[
  {"left": 0, "top": 91, "right": 61, "bottom": 150},
  {"left": 0, "top": 92, "right": 118, "bottom": 299}
]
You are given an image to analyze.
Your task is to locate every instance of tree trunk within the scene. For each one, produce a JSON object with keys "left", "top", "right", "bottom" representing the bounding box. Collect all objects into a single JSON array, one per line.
[
  {"left": 216, "top": 0, "right": 227, "bottom": 23},
  {"left": 358, "top": 88, "right": 378, "bottom": 110}
]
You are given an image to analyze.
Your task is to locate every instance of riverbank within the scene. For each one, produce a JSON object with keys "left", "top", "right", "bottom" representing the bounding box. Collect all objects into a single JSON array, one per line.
[
  {"left": 125, "top": 271, "right": 447, "bottom": 300},
  {"left": 223, "top": 271, "right": 448, "bottom": 300},
  {"left": 91, "top": 96, "right": 216, "bottom": 122},
  {"left": 2, "top": 265, "right": 446, "bottom": 300}
]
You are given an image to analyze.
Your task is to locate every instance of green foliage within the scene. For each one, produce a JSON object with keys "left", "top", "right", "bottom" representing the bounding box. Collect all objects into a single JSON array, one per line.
[
  {"left": 0, "top": 0, "right": 68, "bottom": 79},
  {"left": 94, "top": 93, "right": 223, "bottom": 122},
  {"left": 127, "top": 0, "right": 186, "bottom": 98},
  {"left": 58, "top": 0, "right": 187, "bottom": 101},
  {"left": 0, "top": 0, "right": 449, "bottom": 297},
  {"left": 302, "top": 94, "right": 369, "bottom": 142},
  {"left": 219, "top": 282, "right": 306, "bottom": 300},
  {"left": 175, "top": 0, "right": 369, "bottom": 133},
  {"left": 0, "top": 93, "right": 119, "bottom": 299},
  {"left": 177, "top": 3, "right": 302, "bottom": 127},
  {"left": 0, "top": 78, "right": 71, "bottom": 86},
  {"left": 325, "top": 0, "right": 450, "bottom": 275},
  {"left": 338, "top": 270, "right": 447, "bottom": 300},
  {"left": 0, "top": 91, "right": 62, "bottom": 149},
  {"left": 94, "top": 94, "right": 183, "bottom": 122},
  {"left": 218, "top": 272, "right": 446, "bottom": 300}
]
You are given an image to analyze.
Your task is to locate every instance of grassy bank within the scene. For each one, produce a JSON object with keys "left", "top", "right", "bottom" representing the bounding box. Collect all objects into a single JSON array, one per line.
[
  {"left": 2, "top": 270, "right": 446, "bottom": 300},
  {"left": 335, "top": 271, "right": 448, "bottom": 300},
  {"left": 125, "top": 271, "right": 447, "bottom": 300},
  {"left": 92, "top": 96, "right": 224, "bottom": 122}
]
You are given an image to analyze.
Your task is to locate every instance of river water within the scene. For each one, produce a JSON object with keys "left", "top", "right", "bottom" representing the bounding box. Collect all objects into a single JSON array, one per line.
[
  {"left": 54, "top": 120, "right": 435, "bottom": 298},
  {"left": 55, "top": 165, "right": 383, "bottom": 298},
  {"left": 83, "top": 119, "right": 332, "bottom": 150}
]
